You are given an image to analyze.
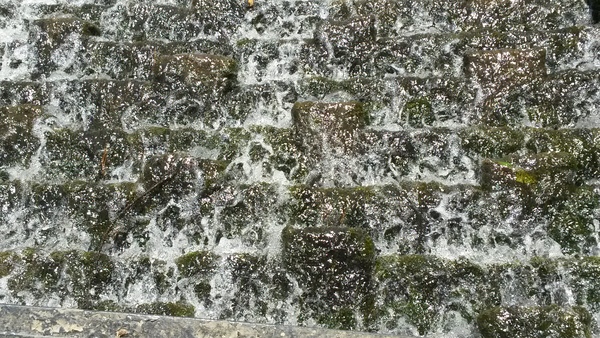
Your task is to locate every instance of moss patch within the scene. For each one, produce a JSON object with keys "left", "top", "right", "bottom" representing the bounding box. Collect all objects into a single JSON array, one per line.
[
  {"left": 477, "top": 305, "right": 593, "bottom": 338},
  {"left": 176, "top": 251, "right": 219, "bottom": 278}
]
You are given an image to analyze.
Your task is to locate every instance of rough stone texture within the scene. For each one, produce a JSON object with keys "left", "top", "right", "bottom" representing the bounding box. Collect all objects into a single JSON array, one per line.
[
  {"left": 1, "top": 0, "right": 600, "bottom": 336},
  {"left": 0, "top": 304, "right": 407, "bottom": 338}
]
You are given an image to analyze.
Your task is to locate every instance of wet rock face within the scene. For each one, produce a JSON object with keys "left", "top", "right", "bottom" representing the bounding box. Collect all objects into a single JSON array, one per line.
[{"left": 1, "top": 0, "right": 600, "bottom": 336}]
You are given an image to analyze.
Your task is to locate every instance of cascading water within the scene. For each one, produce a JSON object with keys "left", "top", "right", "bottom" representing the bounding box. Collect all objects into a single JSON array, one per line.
[{"left": 1, "top": 0, "right": 600, "bottom": 337}]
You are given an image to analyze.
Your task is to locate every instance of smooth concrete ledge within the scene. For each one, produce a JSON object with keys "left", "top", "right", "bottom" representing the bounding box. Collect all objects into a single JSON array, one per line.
[{"left": 0, "top": 304, "right": 411, "bottom": 338}]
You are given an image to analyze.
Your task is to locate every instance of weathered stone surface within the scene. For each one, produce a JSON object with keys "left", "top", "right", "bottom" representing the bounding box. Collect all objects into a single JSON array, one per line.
[
  {"left": 292, "top": 101, "right": 367, "bottom": 153},
  {"left": 154, "top": 53, "right": 237, "bottom": 90},
  {"left": 30, "top": 16, "right": 101, "bottom": 77},
  {"left": 465, "top": 48, "right": 547, "bottom": 95},
  {"left": 0, "top": 304, "right": 407, "bottom": 338},
  {"left": 480, "top": 152, "right": 581, "bottom": 191},
  {"left": 477, "top": 305, "right": 593, "bottom": 338},
  {"left": 282, "top": 226, "right": 375, "bottom": 329},
  {"left": 460, "top": 126, "right": 524, "bottom": 158},
  {"left": 43, "top": 128, "right": 142, "bottom": 180},
  {"left": 0, "top": 105, "right": 43, "bottom": 166}
]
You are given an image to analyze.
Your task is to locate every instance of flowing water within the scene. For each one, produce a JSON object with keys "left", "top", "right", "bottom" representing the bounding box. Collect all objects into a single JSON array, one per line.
[{"left": 1, "top": 0, "right": 600, "bottom": 336}]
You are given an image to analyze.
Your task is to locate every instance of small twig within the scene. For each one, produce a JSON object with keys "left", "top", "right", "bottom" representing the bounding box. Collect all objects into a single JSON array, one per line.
[{"left": 94, "top": 161, "right": 184, "bottom": 253}]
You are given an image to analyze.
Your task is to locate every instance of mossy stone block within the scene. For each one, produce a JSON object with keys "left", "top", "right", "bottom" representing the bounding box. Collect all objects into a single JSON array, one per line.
[
  {"left": 48, "top": 250, "right": 114, "bottom": 300},
  {"left": 0, "top": 181, "right": 23, "bottom": 220},
  {"left": 281, "top": 226, "right": 375, "bottom": 300},
  {"left": 476, "top": 305, "right": 593, "bottom": 338},
  {"left": 155, "top": 53, "right": 237, "bottom": 91},
  {"left": 567, "top": 256, "right": 600, "bottom": 310},
  {"left": 465, "top": 48, "right": 546, "bottom": 95},
  {"left": 0, "top": 81, "right": 49, "bottom": 106},
  {"left": 282, "top": 226, "right": 375, "bottom": 329},
  {"left": 135, "top": 301, "right": 195, "bottom": 318},
  {"left": 224, "top": 253, "right": 271, "bottom": 318},
  {"left": 83, "top": 40, "right": 163, "bottom": 80},
  {"left": 30, "top": 16, "right": 100, "bottom": 77},
  {"left": 43, "top": 128, "right": 142, "bottom": 180},
  {"left": 248, "top": 126, "right": 307, "bottom": 181},
  {"left": 363, "top": 129, "right": 417, "bottom": 176},
  {"left": 481, "top": 152, "right": 579, "bottom": 191},
  {"left": 176, "top": 251, "right": 219, "bottom": 278},
  {"left": 460, "top": 126, "right": 524, "bottom": 158},
  {"left": 0, "top": 105, "right": 43, "bottom": 166},
  {"left": 218, "top": 183, "right": 283, "bottom": 247},
  {"left": 375, "top": 255, "right": 449, "bottom": 335},
  {"left": 0, "top": 251, "right": 20, "bottom": 278},
  {"left": 404, "top": 97, "right": 434, "bottom": 127},
  {"left": 140, "top": 153, "right": 203, "bottom": 204},
  {"left": 525, "top": 128, "right": 596, "bottom": 178},
  {"left": 292, "top": 101, "right": 367, "bottom": 153},
  {"left": 218, "top": 128, "right": 252, "bottom": 162},
  {"left": 58, "top": 80, "right": 159, "bottom": 130},
  {"left": 8, "top": 249, "right": 62, "bottom": 297},
  {"left": 315, "top": 17, "right": 376, "bottom": 58},
  {"left": 191, "top": 0, "right": 244, "bottom": 35},
  {"left": 32, "top": 16, "right": 100, "bottom": 46},
  {"left": 289, "top": 185, "right": 376, "bottom": 228},
  {"left": 126, "top": 4, "right": 198, "bottom": 41}
]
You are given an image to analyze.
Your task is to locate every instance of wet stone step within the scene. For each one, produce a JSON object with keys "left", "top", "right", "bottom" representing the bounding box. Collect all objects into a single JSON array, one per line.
[
  {"left": 465, "top": 48, "right": 548, "bottom": 96},
  {"left": 288, "top": 181, "right": 600, "bottom": 255},
  {"left": 46, "top": 81, "right": 230, "bottom": 130},
  {"left": 331, "top": 0, "right": 589, "bottom": 35},
  {"left": 29, "top": 16, "right": 101, "bottom": 79},
  {"left": 3, "top": 176, "right": 597, "bottom": 256},
  {"left": 81, "top": 39, "right": 233, "bottom": 80},
  {"left": 281, "top": 226, "right": 376, "bottom": 329},
  {"left": 476, "top": 305, "right": 592, "bottom": 338},
  {"left": 301, "top": 67, "right": 600, "bottom": 128},
  {"left": 32, "top": 3, "right": 108, "bottom": 22},
  {"left": 0, "top": 105, "right": 43, "bottom": 167},
  {"left": 302, "top": 26, "right": 585, "bottom": 78},
  {"left": 374, "top": 255, "right": 598, "bottom": 336},
  {"left": 292, "top": 101, "right": 368, "bottom": 155},
  {"left": 0, "top": 81, "right": 49, "bottom": 106},
  {"left": 35, "top": 123, "right": 600, "bottom": 185},
  {"left": 2, "top": 248, "right": 600, "bottom": 335},
  {"left": 99, "top": 2, "right": 244, "bottom": 41}
]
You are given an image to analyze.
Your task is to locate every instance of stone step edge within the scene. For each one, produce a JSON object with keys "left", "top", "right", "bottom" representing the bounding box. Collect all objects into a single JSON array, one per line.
[{"left": 0, "top": 304, "right": 408, "bottom": 338}]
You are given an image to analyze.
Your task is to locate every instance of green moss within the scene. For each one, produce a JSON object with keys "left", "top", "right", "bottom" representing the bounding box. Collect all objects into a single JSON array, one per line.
[
  {"left": 375, "top": 255, "right": 449, "bottom": 335},
  {"left": 249, "top": 125, "right": 308, "bottom": 181},
  {"left": 0, "top": 251, "right": 20, "bottom": 278},
  {"left": 291, "top": 101, "right": 368, "bottom": 153},
  {"left": 548, "top": 211, "right": 596, "bottom": 255},
  {"left": 525, "top": 128, "right": 595, "bottom": 178},
  {"left": 459, "top": 126, "right": 524, "bottom": 158},
  {"left": 515, "top": 169, "right": 537, "bottom": 185},
  {"left": 282, "top": 226, "right": 375, "bottom": 322},
  {"left": 476, "top": 305, "right": 593, "bottom": 338},
  {"left": 193, "top": 282, "right": 211, "bottom": 302},
  {"left": 568, "top": 256, "right": 600, "bottom": 310},
  {"left": 404, "top": 97, "right": 434, "bottom": 127},
  {"left": 317, "top": 307, "right": 357, "bottom": 330},
  {"left": 219, "top": 128, "right": 251, "bottom": 161},
  {"left": 8, "top": 249, "right": 61, "bottom": 298},
  {"left": 176, "top": 251, "right": 219, "bottom": 278}
]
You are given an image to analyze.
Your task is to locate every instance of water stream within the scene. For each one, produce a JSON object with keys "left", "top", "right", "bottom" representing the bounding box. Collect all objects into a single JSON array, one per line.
[{"left": 1, "top": 0, "right": 600, "bottom": 336}]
